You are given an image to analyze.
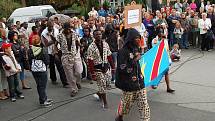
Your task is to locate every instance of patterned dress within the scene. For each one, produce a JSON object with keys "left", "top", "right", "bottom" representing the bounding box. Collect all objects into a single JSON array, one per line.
[{"left": 87, "top": 41, "right": 112, "bottom": 93}]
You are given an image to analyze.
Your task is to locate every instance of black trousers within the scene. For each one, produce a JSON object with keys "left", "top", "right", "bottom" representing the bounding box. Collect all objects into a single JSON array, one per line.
[
  {"left": 7, "top": 74, "right": 22, "bottom": 98},
  {"left": 32, "top": 72, "right": 48, "bottom": 104},
  {"left": 201, "top": 34, "right": 210, "bottom": 51},
  {"left": 49, "top": 54, "right": 68, "bottom": 86}
]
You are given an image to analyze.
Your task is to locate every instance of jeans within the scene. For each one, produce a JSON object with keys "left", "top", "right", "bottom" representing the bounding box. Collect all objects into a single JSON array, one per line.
[
  {"left": 19, "top": 62, "right": 25, "bottom": 81},
  {"left": 181, "top": 32, "right": 189, "bottom": 48},
  {"left": 168, "top": 31, "right": 175, "bottom": 48},
  {"left": 111, "top": 52, "right": 117, "bottom": 82},
  {"left": 7, "top": 74, "right": 22, "bottom": 98},
  {"left": 49, "top": 54, "right": 68, "bottom": 86},
  {"left": 32, "top": 71, "right": 48, "bottom": 104}
]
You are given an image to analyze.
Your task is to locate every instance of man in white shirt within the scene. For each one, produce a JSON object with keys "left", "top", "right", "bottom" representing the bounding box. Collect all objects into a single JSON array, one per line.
[
  {"left": 198, "top": 13, "right": 212, "bottom": 51},
  {"left": 41, "top": 21, "right": 68, "bottom": 87},
  {"left": 88, "top": 7, "right": 98, "bottom": 19}
]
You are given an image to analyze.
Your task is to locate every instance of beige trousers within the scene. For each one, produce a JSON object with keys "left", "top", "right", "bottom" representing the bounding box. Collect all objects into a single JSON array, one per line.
[{"left": 62, "top": 55, "right": 83, "bottom": 93}]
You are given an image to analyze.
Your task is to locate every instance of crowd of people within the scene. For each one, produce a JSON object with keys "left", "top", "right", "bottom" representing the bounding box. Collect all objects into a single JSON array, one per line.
[{"left": 0, "top": 0, "right": 215, "bottom": 121}]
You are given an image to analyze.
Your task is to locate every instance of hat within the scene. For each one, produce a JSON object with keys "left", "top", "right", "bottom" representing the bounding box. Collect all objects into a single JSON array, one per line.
[{"left": 1, "top": 43, "right": 12, "bottom": 49}]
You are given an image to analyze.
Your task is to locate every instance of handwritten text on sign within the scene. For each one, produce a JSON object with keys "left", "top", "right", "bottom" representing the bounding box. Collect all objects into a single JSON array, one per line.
[{"left": 127, "top": 9, "right": 140, "bottom": 24}]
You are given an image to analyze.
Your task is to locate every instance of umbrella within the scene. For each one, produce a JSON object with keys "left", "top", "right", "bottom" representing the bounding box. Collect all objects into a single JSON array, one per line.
[{"left": 49, "top": 14, "right": 71, "bottom": 24}]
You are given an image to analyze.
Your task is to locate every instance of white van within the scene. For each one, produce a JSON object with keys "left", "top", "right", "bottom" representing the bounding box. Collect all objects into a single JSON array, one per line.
[{"left": 8, "top": 5, "right": 57, "bottom": 25}]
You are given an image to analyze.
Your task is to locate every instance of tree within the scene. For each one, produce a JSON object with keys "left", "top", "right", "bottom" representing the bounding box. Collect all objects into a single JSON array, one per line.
[
  {"left": 0, "top": 0, "right": 21, "bottom": 18},
  {"left": 21, "top": 0, "right": 26, "bottom": 7}
]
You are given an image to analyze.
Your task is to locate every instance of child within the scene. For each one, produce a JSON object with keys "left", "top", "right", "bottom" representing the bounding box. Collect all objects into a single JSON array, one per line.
[
  {"left": 1, "top": 43, "right": 24, "bottom": 102},
  {"left": 173, "top": 21, "right": 183, "bottom": 48},
  {"left": 170, "top": 44, "right": 181, "bottom": 62}
]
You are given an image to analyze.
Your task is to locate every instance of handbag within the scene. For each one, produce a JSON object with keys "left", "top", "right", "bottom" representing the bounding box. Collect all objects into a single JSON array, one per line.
[
  {"left": 206, "top": 29, "right": 215, "bottom": 41},
  {"left": 31, "top": 59, "right": 46, "bottom": 72}
]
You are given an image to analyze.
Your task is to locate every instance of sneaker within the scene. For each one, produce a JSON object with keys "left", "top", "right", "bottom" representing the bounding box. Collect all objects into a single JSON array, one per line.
[
  {"left": 93, "top": 94, "right": 100, "bottom": 101},
  {"left": 46, "top": 99, "right": 54, "bottom": 104},
  {"left": 17, "top": 95, "right": 24, "bottom": 99},
  {"left": 208, "top": 49, "right": 212, "bottom": 52},
  {"left": 102, "top": 104, "right": 108, "bottom": 109},
  {"left": 40, "top": 101, "right": 52, "bottom": 108},
  {"left": 11, "top": 98, "right": 16, "bottom": 102}
]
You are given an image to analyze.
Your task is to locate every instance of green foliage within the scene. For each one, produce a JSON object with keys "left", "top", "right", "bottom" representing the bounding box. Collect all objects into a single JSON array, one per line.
[
  {"left": 0, "top": 0, "right": 22, "bottom": 18},
  {"left": 124, "top": 0, "right": 145, "bottom": 5},
  {"left": 103, "top": 0, "right": 110, "bottom": 9},
  {"left": 69, "top": 3, "right": 86, "bottom": 16}
]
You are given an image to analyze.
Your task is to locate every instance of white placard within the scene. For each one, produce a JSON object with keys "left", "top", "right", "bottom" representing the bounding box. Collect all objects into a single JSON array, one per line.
[{"left": 127, "top": 9, "right": 140, "bottom": 24}]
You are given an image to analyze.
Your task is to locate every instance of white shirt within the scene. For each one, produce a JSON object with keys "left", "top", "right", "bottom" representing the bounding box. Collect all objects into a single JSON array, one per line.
[
  {"left": 198, "top": 18, "right": 212, "bottom": 34},
  {"left": 41, "top": 27, "right": 59, "bottom": 54},
  {"left": 134, "top": 23, "right": 146, "bottom": 37},
  {"left": 88, "top": 10, "right": 98, "bottom": 18}
]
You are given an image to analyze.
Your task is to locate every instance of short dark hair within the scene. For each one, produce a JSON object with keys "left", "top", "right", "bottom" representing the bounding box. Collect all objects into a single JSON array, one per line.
[
  {"left": 93, "top": 29, "right": 101, "bottom": 36},
  {"left": 32, "top": 26, "right": 37, "bottom": 31}
]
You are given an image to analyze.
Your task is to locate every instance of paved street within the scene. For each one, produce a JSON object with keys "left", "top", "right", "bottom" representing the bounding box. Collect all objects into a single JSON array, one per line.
[{"left": 1, "top": 49, "right": 215, "bottom": 121}]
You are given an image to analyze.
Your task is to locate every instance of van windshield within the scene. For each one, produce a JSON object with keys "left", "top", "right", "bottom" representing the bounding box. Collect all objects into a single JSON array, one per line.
[{"left": 42, "top": 8, "right": 57, "bottom": 17}]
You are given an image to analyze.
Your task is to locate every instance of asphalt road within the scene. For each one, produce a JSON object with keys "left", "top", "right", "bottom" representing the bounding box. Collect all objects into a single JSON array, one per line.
[{"left": 1, "top": 49, "right": 215, "bottom": 121}]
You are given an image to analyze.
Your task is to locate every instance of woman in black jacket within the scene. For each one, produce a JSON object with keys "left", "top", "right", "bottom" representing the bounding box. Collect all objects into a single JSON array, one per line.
[
  {"left": 115, "top": 28, "right": 150, "bottom": 121},
  {"left": 28, "top": 35, "right": 52, "bottom": 107},
  {"left": 9, "top": 31, "right": 31, "bottom": 89}
]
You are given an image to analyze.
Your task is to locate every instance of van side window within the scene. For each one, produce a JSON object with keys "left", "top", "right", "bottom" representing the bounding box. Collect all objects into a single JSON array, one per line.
[{"left": 42, "top": 9, "right": 56, "bottom": 17}]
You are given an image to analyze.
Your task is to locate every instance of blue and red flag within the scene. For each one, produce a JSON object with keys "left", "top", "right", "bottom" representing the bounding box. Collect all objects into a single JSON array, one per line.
[{"left": 139, "top": 40, "right": 170, "bottom": 87}]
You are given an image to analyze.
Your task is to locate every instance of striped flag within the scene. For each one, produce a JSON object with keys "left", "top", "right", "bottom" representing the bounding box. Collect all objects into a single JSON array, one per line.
[{"left": 139, "top": 40, "right": 170, "bottom": 87}]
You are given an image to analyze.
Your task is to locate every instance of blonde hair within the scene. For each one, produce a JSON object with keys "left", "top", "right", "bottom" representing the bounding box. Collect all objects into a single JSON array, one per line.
[{"left": 173, "top": 44, "right": 179, "bottom": 49}]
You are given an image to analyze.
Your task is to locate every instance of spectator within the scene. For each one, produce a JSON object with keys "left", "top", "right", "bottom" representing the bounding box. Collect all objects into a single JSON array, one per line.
[
  {"left": 173, "top": 21, "right": 183, "bottom": 48},
  {"left": 29, "top": 26, "right": 39, "bottom": 46},
  {"left": 143, "top": 12, "right": 155, "bottom": 49},
  {"left": 80, "top": 27, "right": 93, "bottom": 81},
  {"left": 174, "top": 0, "right": 183, "bottom": 13},
  {"left": 190, "top": 0, "right": 197, "bottom": 11},
  {"left": 28, "top": 35, "right": 53, "bottom": 107},
  {"left": 207, "top": 7, "right": 215, "bottom": 49},
  {"left": 167, "top": 9, "right": 180, "bottom": 47},
  {"left": 9, "top": 31, "right": 31, "bottom": 89},
  {"left": 41, "top": 21, "right": 68, "bottom": 87},
  {"left": 1, "top": 43, "right": 24, "bottom": 102},
  {"left": 105, "top": 24, "right": 119, "bottom": 84},
  {"left": 88, "top": 7, "right": 98, "bottom": 18},
  {"left": 182, "top": 0, "right": 189, "bottom": 12},
  {"left": 0, "top": 30, "right": 8, "bottom": 100},
  {"left": 170, "top": 44, "right": 181, "bottom": 62},
  {"left": 205, "top": 1, "right": 211, "bottom": 12},
  {"left": 180, "top": 12, "right": 190, "bottom": 49},
  {"left": 19, "top": 22, "right": 29, "bottom": 49},
  {"left": 189, "top": 12, "right": 200, "bottom": 48},
  {"left": 198, "top": 13, "right": 212, "bottom": 51},
  {"left": 98, "top": 7, "right": 107, "bottom": 17}
]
